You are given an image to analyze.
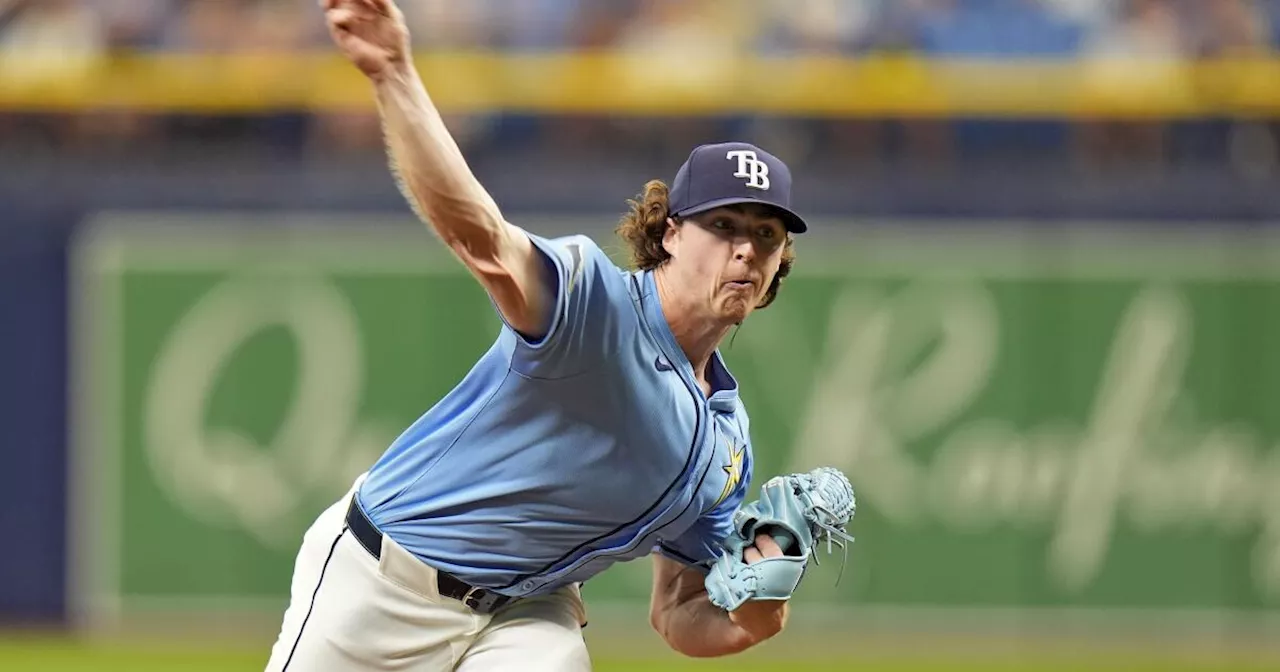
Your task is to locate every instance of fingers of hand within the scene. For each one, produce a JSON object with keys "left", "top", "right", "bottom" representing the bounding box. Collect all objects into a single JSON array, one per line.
[
  {"left": 322, "top": 0, "right": 361, "bottom": 12},
  {"left": 744, "top": 531, "right": 789, "bottom": 565},
  {"left": 327, "top": 6, "right": 358, "bottom": 30},
  {"left": 753, "top": 533, "right": 785, "bottom": 559}
]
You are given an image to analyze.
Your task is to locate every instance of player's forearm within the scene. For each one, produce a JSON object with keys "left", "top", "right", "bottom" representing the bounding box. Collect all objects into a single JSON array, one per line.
[
  {"left": 655, "top": 595, "right": 785, "bottom": 658},
  {"left": 372, "top": 62, "right": 505, "bottom": 250}
]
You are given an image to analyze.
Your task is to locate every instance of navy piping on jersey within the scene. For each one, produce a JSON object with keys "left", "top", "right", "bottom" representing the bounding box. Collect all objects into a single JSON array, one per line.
[
  {"left": 650, "top": 421, "right": 721, "bottom": 548},
  {"left": 626, "top": 273, "right": 735, "bottom": 526},
  {"left": 658, "top": 542, "right": 703, "bottom": 567},
  {"left": 498, "top": 273, "right": 708, "bottom": 590},
  {"left": 536, "top": 440, "right": 720, "bottom": 584},
  {"left": 547, "top": 413, "right": 722, "bottom": 579}
]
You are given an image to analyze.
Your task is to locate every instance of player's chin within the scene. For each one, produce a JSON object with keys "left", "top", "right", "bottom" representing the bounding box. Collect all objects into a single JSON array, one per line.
[{"left": 717, "top": 298, "right": 754, "bottom": 325}]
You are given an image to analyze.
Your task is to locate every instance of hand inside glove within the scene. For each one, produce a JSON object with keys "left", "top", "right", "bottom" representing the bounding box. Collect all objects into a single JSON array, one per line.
[{"left": 705, "top": 467, "right": 856, "bottom": 612}]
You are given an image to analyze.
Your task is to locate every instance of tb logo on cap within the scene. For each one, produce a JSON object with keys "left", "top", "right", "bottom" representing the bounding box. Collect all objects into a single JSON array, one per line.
[{"left": 726, "top": 150, "right": 770, "bottom": 190}]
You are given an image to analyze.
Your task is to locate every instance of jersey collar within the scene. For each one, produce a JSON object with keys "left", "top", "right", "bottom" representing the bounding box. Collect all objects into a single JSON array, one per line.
[{"left": 635, "top": 269, "right": 740, "bottom": 413}]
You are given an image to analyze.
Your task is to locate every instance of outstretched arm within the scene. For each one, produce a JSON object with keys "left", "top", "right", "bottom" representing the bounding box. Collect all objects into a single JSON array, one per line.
[
  {"left": 322, "top": 0, "right": 552, "bottom": 339},
  {"left": 649, "top": 535, "right": 790, "bottom": 658}
]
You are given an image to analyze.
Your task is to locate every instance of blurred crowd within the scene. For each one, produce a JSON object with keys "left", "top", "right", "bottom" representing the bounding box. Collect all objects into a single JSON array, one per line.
[
  {"left": 3, "top": 0, "right": 1279, "bottom": 57},
  {"left": 2, "top": 0, "right": 1280, "bottom": 173}
]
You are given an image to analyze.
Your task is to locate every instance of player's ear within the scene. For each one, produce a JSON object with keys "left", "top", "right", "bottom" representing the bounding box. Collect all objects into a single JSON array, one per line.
[{"left": 661, "top": 216, "right": 681, "bottom": 258}]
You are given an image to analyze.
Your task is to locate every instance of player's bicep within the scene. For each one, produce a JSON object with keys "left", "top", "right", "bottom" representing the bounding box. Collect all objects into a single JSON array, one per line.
[{"left": 451, "top": 222, "right": 556, "bottom": 342}]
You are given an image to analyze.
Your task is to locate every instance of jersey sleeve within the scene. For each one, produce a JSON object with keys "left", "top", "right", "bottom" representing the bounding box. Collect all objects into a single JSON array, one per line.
[
  {"left": 501, "top": 230, "right": 631, "bottom": 379},
  {"left": 656, "top": 447, "right": 755, "bottom": 572}
]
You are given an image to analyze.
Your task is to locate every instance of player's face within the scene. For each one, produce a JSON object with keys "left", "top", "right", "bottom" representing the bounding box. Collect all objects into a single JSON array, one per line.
[{"left": 664, "top": 205, "right": 788, "bottom": 324}]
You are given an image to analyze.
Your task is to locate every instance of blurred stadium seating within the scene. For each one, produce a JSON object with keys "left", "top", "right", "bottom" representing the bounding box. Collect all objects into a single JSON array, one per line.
[
  {"left": 3, "top": 0, "right": 1280, "bottom": 175},
  {"left": 3, "top": 1, "right": 1280, "bottom": 670}
]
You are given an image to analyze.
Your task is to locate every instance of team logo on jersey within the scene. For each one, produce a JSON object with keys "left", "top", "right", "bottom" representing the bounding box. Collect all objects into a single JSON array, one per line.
[
  {"left": 715, "top": 439, "right": 745, "bottom": 507},
  {"left": 726, "top": 150, "right": 770, "bottom": 190}
]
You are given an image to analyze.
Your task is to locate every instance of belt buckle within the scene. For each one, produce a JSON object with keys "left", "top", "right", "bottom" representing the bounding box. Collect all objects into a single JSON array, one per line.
[{"left": 462, "top": 585, "right": 489, "bottom": 612}]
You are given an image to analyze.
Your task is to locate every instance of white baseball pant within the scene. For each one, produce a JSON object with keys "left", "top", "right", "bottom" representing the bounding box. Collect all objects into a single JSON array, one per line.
[{"left": 264, "top": 475, "right": 592, "bottom": 671}]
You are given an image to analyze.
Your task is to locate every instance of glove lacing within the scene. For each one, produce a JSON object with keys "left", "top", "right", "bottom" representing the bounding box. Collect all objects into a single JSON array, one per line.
[{"left": 796, "top": 467, "right": 857, "bottom": 585}]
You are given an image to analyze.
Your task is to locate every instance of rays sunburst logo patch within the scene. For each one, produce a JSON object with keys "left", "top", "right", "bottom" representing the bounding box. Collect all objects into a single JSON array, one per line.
[{"left": 715, "top": 438, "right": 745, "bottom": 507}]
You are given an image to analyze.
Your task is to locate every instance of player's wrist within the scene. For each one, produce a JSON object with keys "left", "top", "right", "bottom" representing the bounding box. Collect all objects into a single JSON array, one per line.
[
  {"left": 727, "top": 597, "right": 787, "bottom": 641},
  {"left": 368, "top": 56, "right": 416, "bottom": 88}
]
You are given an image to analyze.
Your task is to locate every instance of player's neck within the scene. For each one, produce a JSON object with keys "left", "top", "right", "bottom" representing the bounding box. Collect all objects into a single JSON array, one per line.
[{"left": 654, "top": 267, "right": 730, "bottom": 390}]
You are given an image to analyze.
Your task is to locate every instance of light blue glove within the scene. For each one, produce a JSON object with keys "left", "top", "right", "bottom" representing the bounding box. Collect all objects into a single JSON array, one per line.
[{"left": 704, "top": 467, "right": 856, "bottom": 612}]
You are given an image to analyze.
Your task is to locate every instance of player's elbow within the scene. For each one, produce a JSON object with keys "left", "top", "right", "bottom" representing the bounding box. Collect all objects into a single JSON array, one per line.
[
  {"left": 438, "top": 211, "right": 505, "bottom": 262},
  {"left": 649, "top": 607, "right": 695, "bottom": 657},
  {"left": 648, "top": 605, "right": 676, "bottom": 649},
  {"left": 412, "top": 183, "right": 506, "bottom": 255}
]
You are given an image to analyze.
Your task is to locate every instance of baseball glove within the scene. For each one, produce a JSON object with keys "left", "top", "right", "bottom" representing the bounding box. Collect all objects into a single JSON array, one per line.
[{"left": 704, "top": 466, "right": 856, "bottom": 612}]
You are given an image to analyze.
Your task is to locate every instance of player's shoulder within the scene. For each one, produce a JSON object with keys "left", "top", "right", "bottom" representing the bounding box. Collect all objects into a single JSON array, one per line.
[
  {"left": 549, "top": 232, "right": 603, "bottom": 251},
  {"left": 524, "top": 231, "right": 618, "bottom": 272},
  {"left": 517, "top": 230, "right": 640, "bottom": 322},
  {"left": 523, "top": 230, "right": 600, "bottom": 254}
]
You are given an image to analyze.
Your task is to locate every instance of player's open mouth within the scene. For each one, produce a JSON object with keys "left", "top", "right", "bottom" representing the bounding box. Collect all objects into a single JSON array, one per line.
[{"left": 725, "top": 280, "right": 754, "bottom": 289}]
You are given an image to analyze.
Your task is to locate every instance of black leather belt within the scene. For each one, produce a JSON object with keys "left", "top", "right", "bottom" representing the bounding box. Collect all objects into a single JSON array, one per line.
[{"left": 344, "top": 497, "right": 517, "bottom": 615}]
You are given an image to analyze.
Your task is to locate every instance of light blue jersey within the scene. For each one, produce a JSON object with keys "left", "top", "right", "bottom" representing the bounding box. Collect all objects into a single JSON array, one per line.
[{"left": 357, "top": 232, "right": 755, "bottom": 598}]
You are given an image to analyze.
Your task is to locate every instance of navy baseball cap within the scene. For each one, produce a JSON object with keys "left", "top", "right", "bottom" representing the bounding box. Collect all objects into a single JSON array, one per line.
[{"left": 668, "top": 141, "right": 808, "bottom": 234}]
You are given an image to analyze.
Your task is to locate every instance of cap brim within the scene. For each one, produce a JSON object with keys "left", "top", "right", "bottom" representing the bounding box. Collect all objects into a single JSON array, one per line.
[{"left": 675, "top": 197, "right": 808, "bottom": 234}]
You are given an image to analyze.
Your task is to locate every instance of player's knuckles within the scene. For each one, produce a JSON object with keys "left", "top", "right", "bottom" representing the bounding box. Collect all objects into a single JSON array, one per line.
[
  {"left": 754, "top": 534, "right": 784, "bottom": 557},
  {"left": 327, "top": 8, "right": 358, "bottom": 27}
]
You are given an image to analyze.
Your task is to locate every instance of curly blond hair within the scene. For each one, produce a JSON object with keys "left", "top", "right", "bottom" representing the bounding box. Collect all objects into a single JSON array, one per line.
[{"left": 614, "top": 180, "right": 795, "bottom": 310}]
